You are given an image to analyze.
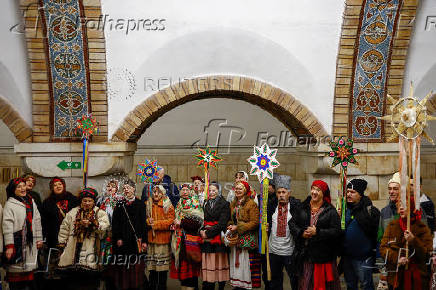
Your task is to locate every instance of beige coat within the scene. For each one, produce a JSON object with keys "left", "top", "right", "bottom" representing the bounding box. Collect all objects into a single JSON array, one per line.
[
  {"left": 2, "top": 198, "right": 43, "bottom": 273},
  {"left": 58, "top": 206, "right": 109, "bottom": 270}
]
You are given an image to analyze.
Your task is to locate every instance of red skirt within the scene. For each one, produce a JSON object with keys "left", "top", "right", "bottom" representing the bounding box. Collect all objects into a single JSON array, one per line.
[{"left": 170, "top": 257, "right": 201, "bottom": 281}]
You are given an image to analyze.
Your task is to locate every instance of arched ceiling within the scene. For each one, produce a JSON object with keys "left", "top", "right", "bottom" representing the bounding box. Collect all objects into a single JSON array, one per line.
[{"left": 103, "top": 0, "right": 344, "bottom": 138}]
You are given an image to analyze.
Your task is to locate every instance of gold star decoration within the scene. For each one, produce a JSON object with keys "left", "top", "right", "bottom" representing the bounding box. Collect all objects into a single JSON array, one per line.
[{"left": 378, "top": 83, "right": 436, "bottom": 143}]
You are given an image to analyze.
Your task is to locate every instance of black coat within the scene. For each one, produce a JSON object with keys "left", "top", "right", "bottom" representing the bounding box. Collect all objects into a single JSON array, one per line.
[
  {"left": 200, "top": 196, "right": 230, "bottom": 253},
  {"left": 267, "top": 196, "right": 300, "bottom": 237},
  {"left": 421, "top": 194, "right": 435, "bottom": 232},
  {"left": 112, "top": 198, "right": 147, "bottom": 255},
  {"left": 42, "top": 192, "right": 78, "bottom": 248},
  {"left": 290, "top": 196, "right": 342, "bottom": 264}
]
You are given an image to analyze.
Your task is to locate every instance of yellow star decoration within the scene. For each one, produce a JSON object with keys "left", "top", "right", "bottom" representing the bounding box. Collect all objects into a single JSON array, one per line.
[{"left": 378, "top": 83, "right": 436, "bottom": 143}]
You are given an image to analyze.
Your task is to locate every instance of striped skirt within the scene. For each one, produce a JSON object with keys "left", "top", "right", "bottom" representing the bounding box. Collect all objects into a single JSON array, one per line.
[
  {"left": 249, "top": 251, "right": 261, "bottom": 288},
  {"left": 201, "top": 252, "right": 230, "bottom": 283},
  {"left": 146, "top": 244, "right": 171, "bottom": 272}
]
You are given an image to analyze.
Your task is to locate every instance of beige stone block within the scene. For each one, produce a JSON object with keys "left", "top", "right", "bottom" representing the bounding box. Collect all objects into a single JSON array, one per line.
[
  {"left": 284, "top": 163, "right": 296, "bottom": 179},
  {"left": 347, "top": 155, "right": 367, "bottom": 175},
  {"left": 291, "top": 180, "right": 309, "bottom": 200},
  {"left": 177, "top": 166, "right": 188, "bottom": 183},
  {"left": 378, "top": 175, "right": 391, "bottom": 200},
  {"left": 367, "top": 156, "right": 398, "bottom": 175}
]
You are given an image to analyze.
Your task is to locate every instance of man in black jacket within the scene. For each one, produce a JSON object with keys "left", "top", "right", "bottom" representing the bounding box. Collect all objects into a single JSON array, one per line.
[
  {"left": 342, "top": 179, "right": 380, "bottom": 290},
  {"left": 266, "top": 174, "right": 300, "bottom": 290}
]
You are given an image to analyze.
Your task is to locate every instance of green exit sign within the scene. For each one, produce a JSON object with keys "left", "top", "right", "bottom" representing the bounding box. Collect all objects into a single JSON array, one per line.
[{"left": 57, "top": 161, "right": 82, "bottom": 171}]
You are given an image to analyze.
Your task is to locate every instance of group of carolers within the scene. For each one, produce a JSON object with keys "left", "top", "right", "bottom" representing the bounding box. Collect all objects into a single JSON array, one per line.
[{"left": 0, "top": 169, "right": 434, "bottom": 290}]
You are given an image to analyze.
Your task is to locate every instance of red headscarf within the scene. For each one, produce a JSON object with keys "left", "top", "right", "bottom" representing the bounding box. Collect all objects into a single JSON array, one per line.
[
  {"left": 311, "top": 180, "right": 331, "bottom": 204},
  {"left": 236, "top": 180, "right": 252, "bottom": 197}
]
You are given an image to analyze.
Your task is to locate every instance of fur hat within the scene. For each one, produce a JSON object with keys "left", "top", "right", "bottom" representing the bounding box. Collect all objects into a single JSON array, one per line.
[
  {"left": 275, "top": 174, "right": 291, "bottom": 190},
  {"left": 347, "top": 179, "right": 368, "bottom": 196}
]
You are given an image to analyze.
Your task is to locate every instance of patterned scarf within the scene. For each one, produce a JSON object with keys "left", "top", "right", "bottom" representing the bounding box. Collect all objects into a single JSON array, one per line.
[
  {"left": 73, "top": 207, "right": 98, "bottom": 243},
  {"left": 56, "top": 200, "right": 69, "bottom": 220},
  {"left": 175, "top": 195, "right": 203, "bottom": 221},
  {"left": 276, "top": 203, "right": 288, "bottom": 237},
  {"left": 20, "top": 194, "right": 34, "bottom": 247}
]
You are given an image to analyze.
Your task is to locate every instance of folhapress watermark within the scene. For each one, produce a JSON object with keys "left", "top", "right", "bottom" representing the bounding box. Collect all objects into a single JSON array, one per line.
[{"left": 10, "top": 3, "right": 166, "bottom": 36}]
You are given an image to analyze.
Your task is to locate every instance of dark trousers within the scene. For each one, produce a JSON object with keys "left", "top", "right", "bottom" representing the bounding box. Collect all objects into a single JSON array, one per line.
[
  {"left": 8, "top": 281, "right": 36, "bottom": 290},
  {"left": 149, "top": 270, "right": 168, "bottom": 290},
  {"left": 202, "top": 281, "right": 226, "bottom": 290},
  {"left": 261, "top": 254, "right": 271, "bottom": 289},
  {"left": 181, "top": 277, "right": 198, "bottom": 287},
  {"left": 342, "top": 256, "right": 375, "bottom": 290},
  {"left": 269, "top": 253, "right": 298, "bottom": 290}
]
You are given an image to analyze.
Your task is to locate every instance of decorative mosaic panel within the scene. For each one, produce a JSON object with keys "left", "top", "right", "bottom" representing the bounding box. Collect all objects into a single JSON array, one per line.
[
  {"left": 39, "top": 0, "right": 91, "bottom": 140},
  {"left": 349, "top": 0, "right": 402, "bottom": 142}
]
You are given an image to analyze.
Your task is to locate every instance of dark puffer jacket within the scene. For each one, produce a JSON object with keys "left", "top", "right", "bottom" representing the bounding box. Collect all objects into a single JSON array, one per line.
[{"left": 290, "top": 196, "right": 342, "bottom": 265}]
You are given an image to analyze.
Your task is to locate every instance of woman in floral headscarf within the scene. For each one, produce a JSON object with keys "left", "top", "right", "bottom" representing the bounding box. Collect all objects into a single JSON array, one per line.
[
  {"left": 170, "top": 183, "right": 204, "bottom": 290},
  {"left": 227, "top": 180, "right": 260, "bottom": 289}
]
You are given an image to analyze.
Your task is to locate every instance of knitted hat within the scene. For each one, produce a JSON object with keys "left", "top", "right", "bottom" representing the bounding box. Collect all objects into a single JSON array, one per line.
[
  {"left": 347, "top": 179, "right": 368, "bottom": 196},
  {"left": 79, "top": 187, "right": 98, "bottom": 201},
  {"left": 275, "top": 174, "right": 291, "bottom": 190},
  {"left": 6, "top": 178, "right": 26, "bottom": 199},
  {"left": 389, "top": 172, "right": 401, "bottom": 185},
  {"left": 311, "top": 180, "right": 331, "bottom": 204}
]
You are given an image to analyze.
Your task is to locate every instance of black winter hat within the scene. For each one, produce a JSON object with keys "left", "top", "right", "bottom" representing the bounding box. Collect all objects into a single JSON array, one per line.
[{"left": 347, "top": 179, "right": 367, "bottom": 196}]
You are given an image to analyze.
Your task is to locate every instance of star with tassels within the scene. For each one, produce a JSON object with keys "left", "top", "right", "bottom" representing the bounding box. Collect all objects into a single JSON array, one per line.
[
  {"left": 75, "top": 114, "right": 99, "bottom": 140},
  {"left": 247, "top": 143, "right": 280, "bottom": 183},
  {"left": 136, "top": 159, "right": 161, "bottom": 183},
  {"left": 378, "top": 83, "right": 436, "bottom": 143},
  {"left": 329, "top": 138, "right": 359, "bottom": 169},
  {"left": 195, "top": 147, "right": 222, "bottom": 170}
]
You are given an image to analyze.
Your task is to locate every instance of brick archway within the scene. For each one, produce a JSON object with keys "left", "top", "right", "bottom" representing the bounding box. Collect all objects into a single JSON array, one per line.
[
  {"left": 111, "top": 76, "right": 327, "bottom": 142},
  {"left": 0, "top": 97, "right": 32, "bottom": 142}
]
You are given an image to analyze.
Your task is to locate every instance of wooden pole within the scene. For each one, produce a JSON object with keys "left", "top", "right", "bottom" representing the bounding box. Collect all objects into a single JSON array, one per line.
[
  {"left": 266, "top": 240, "right": 271, "bottom": 280},
  {"left": 406, "top": 139, "right": 412, "bottom": 266}
]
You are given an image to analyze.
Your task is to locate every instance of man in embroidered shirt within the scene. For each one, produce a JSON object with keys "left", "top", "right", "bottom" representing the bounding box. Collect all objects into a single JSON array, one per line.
[{"left": 266, "top": 174, "right": 300, "bottom": 290}]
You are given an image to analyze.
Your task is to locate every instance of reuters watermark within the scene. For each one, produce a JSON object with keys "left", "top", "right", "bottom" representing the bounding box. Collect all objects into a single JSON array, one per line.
[{"left": 144, "top": 76, "right": 233, "bottom": 93}]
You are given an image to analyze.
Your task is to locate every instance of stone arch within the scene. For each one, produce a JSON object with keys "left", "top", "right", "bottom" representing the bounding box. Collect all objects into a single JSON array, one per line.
[
  {"left": 0, "top": 96, "right": 32, "bottom": 142},
  {"left": 111, "top": 76, "right": 327, "bottom": 143}
]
